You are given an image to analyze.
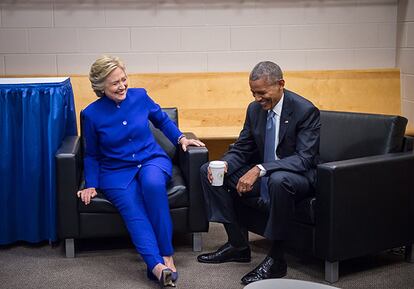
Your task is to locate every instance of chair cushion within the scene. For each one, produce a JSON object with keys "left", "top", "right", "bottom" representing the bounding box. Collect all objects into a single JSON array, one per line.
[
  {"left": 150, "top": 107, "right": 178, "bottom": 159},
  {"left": 320, "top": 111, "right": 407, "bottom": 162},
  {"left": 79, "top": 165, "right": 188, "bottom": 213},
  {"left": 167, "top": 165, "right": 188, "bottom": 208}
]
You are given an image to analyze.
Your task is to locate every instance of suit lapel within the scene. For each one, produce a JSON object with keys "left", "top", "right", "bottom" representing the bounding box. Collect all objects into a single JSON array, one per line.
[{"left": 278, "top": 90, "right": 293, "bottom": 145}]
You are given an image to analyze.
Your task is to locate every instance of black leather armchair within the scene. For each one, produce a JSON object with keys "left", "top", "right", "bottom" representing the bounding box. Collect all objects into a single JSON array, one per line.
[
  {"left": 235, "top": 110, "right": 414, "bottom": 283},
  {"left": 55, "top": 108, "right": 209, "bottom": 257}
]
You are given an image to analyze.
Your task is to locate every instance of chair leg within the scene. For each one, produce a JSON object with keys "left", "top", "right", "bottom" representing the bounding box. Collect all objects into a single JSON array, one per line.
[
  {"left": 325, "top": 261, "right": 339, "bottom": 283},
  {"left": 192, "top": 232, "right": 202, "bottom": 252},
  {"left": 405, "top": 244, "right": 414, "bottom": 263},
  {"left": 65, "top": 238, "right": 75, "bottom": 258}
]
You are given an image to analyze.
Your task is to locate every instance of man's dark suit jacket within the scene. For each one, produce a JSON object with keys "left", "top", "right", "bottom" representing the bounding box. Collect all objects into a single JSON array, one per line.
[{"left": 222, "top": 89, "right": 320, "bottom": 187}]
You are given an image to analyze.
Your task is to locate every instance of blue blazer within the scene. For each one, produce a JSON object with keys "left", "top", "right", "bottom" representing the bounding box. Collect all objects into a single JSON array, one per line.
[
  {"left": 222, "top": 89, "right": 321, "bottom": 187},
  {"left": 82, "top": 88, "right": 183, "bottom": 190}
]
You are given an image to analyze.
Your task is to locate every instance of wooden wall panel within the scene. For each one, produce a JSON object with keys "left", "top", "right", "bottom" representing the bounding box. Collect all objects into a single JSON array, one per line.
[
  {"left": 66, "top": 69, "right": 402, "bottom": 159},
  {"left": 70, "top": 69, "right": 401, "bottom": 139}
]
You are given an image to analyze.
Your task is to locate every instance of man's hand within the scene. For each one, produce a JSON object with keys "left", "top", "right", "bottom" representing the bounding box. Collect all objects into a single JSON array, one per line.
[
  {"left": 236, "top": 166, "right": 261, "bottom": 196},
  {"left": 207, "top": 161, "right": 228, "bottom": 183},
  {"left": 77, "top": 187, "right": 97, "bottom": 205}
]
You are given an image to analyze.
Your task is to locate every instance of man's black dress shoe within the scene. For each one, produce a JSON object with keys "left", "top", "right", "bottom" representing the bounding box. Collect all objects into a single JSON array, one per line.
[
  {"left": 197, "top": 243, "right": 251, "bottom": 263},
  {"left": 241, "top": 256, "right": 287, "bottom": 285}
]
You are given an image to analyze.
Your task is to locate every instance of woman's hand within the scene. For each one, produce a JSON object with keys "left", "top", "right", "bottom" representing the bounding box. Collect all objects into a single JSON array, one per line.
[
  {"left": 77, "top": 188, "right": 97, "bottom": 205},
  {"left": 179, "top": 136, "right": 205, "bottom": 152}
]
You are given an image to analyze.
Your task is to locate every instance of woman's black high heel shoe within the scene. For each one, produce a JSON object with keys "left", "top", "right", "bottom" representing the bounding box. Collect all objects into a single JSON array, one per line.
[{"left": 159, "top": 268, "right": 175, "bottom": 288}]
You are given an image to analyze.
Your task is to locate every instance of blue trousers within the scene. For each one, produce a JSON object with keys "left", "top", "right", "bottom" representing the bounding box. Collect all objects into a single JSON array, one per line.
[{"left": 103, "top": 165, "right": 174, "bottom": 271}]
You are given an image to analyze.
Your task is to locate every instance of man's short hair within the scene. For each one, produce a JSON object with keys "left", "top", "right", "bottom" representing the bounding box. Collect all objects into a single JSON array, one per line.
[{"left": 250, "top": 61, "right": 283, "bottom": 85}]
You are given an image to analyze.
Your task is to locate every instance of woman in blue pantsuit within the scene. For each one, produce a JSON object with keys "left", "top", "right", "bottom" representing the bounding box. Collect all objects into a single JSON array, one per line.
[{"left": 77, "top": 55, "right": 204, "bottom": 287}]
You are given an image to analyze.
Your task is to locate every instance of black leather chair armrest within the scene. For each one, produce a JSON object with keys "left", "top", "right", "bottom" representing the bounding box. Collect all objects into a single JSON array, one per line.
[
  {"left": 178, "top": 141, "right": 209, "bottom": 232},
  {"left": 315, "top": 152, "right": 414, "bottom": 262},
  {"left": 403, "top": 136, "right": 414, "bottom": 152},
  {"left": 55, "top": 136, "right": 82, "bottom": 239}
]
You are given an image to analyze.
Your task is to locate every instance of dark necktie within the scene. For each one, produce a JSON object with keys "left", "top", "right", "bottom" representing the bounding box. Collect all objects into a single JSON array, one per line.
[{"left": 260, "top": 110, "right": 276, "bottom": 202}]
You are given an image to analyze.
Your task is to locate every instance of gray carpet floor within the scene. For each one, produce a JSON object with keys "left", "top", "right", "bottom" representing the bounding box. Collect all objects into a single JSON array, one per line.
[{"left": 1, "top": 223, "right": 413, "bottom": 289}]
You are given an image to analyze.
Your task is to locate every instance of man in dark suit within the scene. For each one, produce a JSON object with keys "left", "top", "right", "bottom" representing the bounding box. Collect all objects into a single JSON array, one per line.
[{"left": 197, "top": 61, "right": 321, "bottom": 285}]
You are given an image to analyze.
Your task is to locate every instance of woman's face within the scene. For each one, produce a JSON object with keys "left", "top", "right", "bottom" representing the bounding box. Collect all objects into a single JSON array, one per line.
[{"left": 103, "top": 67, "right": 128, "bottom": 103}]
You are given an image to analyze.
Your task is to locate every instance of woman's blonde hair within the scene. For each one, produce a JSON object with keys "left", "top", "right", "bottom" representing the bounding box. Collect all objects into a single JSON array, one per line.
[{"left": 89, "top": 55, "right": 126, "bottom": 97}]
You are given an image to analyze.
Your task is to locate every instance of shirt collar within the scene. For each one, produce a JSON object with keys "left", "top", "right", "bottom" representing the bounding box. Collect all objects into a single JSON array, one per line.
[
  {"left": 103, "top": 92, "right": 128, "bottom": 107},
  {"left": 270, "top": 93, "right": 284, "bottom": 116}
]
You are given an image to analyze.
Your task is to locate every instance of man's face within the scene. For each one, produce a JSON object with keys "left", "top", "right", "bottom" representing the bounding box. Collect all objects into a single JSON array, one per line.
[{"left": 249, "top": 77, "right": 284, "bottom": 111}]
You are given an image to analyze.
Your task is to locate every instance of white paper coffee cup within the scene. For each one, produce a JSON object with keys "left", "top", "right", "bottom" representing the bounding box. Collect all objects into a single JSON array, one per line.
[{"left": 209, "top": 161, "right": 226, "bottom": 186}]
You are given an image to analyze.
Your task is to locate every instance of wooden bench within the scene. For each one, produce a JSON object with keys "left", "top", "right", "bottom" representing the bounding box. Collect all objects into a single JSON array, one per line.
[{"left": 70, "top": 69, "right": 408, "bottom": 159}]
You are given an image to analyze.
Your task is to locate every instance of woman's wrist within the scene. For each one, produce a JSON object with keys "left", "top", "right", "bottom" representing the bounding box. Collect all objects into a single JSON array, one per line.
[{"left": 177, "top": 134, "right": 186, "bottom": 144}]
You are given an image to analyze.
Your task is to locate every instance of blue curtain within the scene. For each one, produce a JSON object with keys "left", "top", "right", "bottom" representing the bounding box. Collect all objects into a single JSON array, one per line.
[{"left": 0, "top": 78, "right": 77, "bottom": 244}]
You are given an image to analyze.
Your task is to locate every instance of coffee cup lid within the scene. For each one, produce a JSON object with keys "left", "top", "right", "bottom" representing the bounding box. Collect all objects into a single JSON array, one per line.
[{"left": 209, "top": 161, "right": 226, "bottom": 168}]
